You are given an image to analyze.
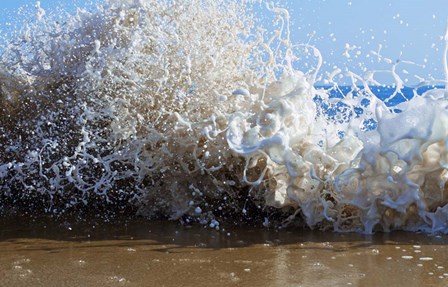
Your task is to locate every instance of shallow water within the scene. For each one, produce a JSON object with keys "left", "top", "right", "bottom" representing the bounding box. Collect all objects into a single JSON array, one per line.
[{"left": 1, "top": 218, "right": 447, "bottom": 287}]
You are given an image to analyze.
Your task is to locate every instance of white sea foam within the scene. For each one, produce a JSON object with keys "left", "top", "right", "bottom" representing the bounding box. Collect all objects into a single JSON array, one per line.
[{"left": 0, "top": 0, "right": 447, "bottom": 233}]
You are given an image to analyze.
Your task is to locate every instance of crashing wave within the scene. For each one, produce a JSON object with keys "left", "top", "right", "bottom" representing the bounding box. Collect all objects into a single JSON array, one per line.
[{"left": 0, "top": 0, "right": 447, "bottom": 233}]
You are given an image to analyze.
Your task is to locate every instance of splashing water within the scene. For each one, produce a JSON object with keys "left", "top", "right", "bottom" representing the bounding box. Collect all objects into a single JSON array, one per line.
[{"left": 0, "top": 0, "right": 447, "bottom": 233}]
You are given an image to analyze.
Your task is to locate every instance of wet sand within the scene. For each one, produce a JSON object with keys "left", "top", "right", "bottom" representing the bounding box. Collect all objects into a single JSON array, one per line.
[{"left": 0, "top": 217, "right": 447, "bottom": 287}]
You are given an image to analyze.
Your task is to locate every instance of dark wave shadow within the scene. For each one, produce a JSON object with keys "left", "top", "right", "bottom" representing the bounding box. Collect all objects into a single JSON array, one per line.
[{"left": 0, "top": 215, "right": 446, "bottom": 253}]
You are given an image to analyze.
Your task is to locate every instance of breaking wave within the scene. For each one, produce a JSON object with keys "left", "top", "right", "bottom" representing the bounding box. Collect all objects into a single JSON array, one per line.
[{"left": 1, "top": 0, "right": 448, "bottom": 233}]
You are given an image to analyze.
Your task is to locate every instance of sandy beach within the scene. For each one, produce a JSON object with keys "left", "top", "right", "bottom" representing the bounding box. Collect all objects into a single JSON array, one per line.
[{"left": 1, "top": 217, "right": 447, "bottom": 287}]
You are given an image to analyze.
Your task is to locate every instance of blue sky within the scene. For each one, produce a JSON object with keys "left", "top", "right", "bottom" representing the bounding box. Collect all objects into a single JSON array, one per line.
[
  {"left": 1, "top": 0, "right": 447, "bottom": 85},
  {"left": 287, "top": 0, "right": 448, "bottom": 84},
  {"left": 0, "top": 0, "right": 79, "bottom": 12}
]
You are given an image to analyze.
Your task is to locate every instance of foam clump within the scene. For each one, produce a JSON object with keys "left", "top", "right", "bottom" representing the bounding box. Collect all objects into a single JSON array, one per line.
[{"left": 0, "top": 0, "right": 447, "bottom": 233}]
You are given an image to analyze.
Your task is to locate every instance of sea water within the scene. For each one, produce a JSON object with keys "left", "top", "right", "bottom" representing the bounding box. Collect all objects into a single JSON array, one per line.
[{"left": 0, "top": 0, "right": 447, "bottom": 233}]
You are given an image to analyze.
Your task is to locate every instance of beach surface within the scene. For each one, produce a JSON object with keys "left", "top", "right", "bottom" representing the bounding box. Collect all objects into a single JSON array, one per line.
[{"left": 1, "top": 217, "right": 447, "bottom": 287}]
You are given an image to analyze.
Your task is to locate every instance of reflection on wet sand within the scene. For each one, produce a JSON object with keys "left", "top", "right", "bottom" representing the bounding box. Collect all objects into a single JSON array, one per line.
[{"left": 0, "top": 217, "right": 447, "bottom": 286}]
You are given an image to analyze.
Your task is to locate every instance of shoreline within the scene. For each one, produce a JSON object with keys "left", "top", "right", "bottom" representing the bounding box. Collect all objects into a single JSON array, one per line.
[{"left": 1, "top": 217, "right": 447, "bottom": 286}]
